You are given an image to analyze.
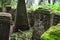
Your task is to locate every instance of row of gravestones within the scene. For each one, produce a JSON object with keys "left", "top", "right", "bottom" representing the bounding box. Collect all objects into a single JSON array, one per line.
[
  {"left": 0, "top": 9, "right": 60, "bottom": 40},
  {"left": 28, "top": 12, "right": 50, "bottom": 40}
]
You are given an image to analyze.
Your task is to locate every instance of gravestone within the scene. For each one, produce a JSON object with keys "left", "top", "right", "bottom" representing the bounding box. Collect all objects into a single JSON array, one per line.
[{"left": 0, "top": 12, "right": 12, "bottom": 40}]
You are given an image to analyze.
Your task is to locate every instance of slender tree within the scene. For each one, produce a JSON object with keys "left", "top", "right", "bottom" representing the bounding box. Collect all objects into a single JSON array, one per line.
[
  {"left": 53, "top": 0, "right": 56, "bottom": 4},
  {"left": 2, "top": 0, "right": 6, "bottom": 12},
  {"left": 0, "top": 0, "right": 2, "bottom": 12},
  {"left": 48, "top": 0, "right": 50, "bottom": 4},
  {"left": 39, "top": 0, "right": 43, "bottom": 5}
]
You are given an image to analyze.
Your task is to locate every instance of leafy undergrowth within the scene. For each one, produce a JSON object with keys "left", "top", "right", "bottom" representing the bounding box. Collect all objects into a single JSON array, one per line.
[
  {"left": 27, "top": 4, "right": 60, "bottom": 14},
  {"left": 10, "top": 28, "right": 33, "bottom": 40},
  {"left": 41, "top": 23, "right": 60, "bottom": 40}
]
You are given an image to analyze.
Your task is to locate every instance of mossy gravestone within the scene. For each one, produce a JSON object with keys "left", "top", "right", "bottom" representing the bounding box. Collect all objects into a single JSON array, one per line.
[
  {"left": 41, "top": 23, "right": 60, "bottom": 40},
  {"left": 0, "top": 12, "right": 12, "bottom": 40},
  {"left": 31, "top": 7, "right": 52, "bottom": 40}
]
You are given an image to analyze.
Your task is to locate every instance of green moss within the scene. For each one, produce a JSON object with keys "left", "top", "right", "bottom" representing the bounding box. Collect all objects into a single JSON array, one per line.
[
  {"left": 27, "top": 4, "right": 60, "bottom": 14},
  {"left": 0, "top": 12, "right": 12, "bottom": 23},
  {"left": 41, "top": 23, "right": 60, "bottom": 40}
]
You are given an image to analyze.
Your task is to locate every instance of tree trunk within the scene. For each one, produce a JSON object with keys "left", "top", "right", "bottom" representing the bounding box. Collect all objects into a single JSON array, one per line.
[
  {"left": 53, "top": 0, "right": 56, "bottom": 4},
  {"left": 39, "top": 0, "right": 43, "bottom": 5},
  {"left": 50, "top": 14, "right": 54, "bottom": 26},
  {"left": 15, "top": 0, "right": 29, "bottom": 31},
  {"left": 48, "top": 0, "right": 50, "bottom": 4}
]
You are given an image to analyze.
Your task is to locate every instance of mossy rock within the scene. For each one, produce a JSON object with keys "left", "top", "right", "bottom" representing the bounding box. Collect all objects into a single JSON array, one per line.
[{"left": 41, "top": 23, "right": 60, "bottom": 40}]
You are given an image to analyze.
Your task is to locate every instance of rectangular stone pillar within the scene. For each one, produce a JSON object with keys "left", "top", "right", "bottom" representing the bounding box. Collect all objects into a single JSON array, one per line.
[{"left": 0, "top": 12, "right": 12, "bottom": 40}]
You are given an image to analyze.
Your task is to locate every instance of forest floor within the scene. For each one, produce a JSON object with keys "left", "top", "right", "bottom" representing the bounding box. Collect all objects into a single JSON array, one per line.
[{"left": 9, "top": 22, "right": 33, "bottom": 40}]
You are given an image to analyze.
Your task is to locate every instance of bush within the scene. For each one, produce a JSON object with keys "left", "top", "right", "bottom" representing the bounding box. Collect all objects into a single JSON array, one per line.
[{"left": 41, "top": 23, "right": 60, "bottom": 40}]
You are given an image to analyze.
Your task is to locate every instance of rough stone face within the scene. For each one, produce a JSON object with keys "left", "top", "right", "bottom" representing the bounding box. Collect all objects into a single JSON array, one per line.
[
  {"left": 30, "top": 8, "right": 51, "bottom": 40},
  {"left": 53, "top": 14, "right": 60, "bottom": 25}
]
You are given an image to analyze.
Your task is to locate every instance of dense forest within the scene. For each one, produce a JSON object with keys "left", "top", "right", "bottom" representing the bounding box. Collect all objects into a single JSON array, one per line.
[{"left": 0, "top": 0, "right": 60, "bottom": 40}]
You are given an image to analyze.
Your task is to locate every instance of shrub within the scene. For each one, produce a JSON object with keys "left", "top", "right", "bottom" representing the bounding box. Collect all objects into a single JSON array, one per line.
[{"left": 41, "top": 23, "right": 60, "bottom": 40}]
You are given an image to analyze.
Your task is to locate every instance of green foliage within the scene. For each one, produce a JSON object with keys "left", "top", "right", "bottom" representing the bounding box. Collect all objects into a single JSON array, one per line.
[
  {"left": 0, "top": 0, "right": 11, "bottom": 7},
  {"left": 0, "top": 0, "right": 2, "bottom": 8},
  {"left": 39, "top": 4, "right": 60, "bottom": 14},
  {"left": 5, "top": 0, "right": 11, "bottom": 7},
  {"left": 27, "top": 6, "right": 39, "bottom": 12},
  {"left": 48, "top": 4, "right": 60, "bottom": 12},
  {"left": 27, "top": 4, "right": 60, "bottom": 14},
  {"left": 11, "top": 0, "right": 18, "bottom": 9},
  {"left": 0, "top": 0, "right": 17, "bottom": 9},
  {"left": 10, "top": 28, "right": 33, "bottom": 40},
  {"left": 27, "top": 5, "right": 51, "bottom": 14},
  {"left": 41, "top": 23, "right": 60, "bottom": 40}
]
